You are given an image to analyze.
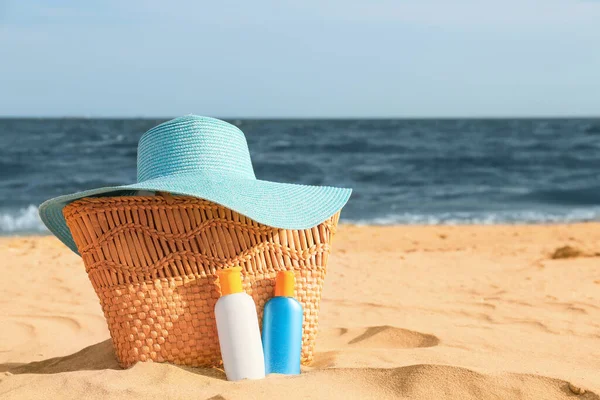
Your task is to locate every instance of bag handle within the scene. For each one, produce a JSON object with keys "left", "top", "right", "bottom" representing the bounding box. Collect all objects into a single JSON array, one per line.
[{"left": 156, "top": 191, "right": 176, "bottom": 204}]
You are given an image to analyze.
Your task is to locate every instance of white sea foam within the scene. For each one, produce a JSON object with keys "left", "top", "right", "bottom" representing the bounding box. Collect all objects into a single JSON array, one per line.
[
  {"left": 0, "top": 205, "right": 48, "bottom": 234},
  {"left": 1, "top": 205, "right": 600, "bottom": 235},
  {"left": 347, "top": 208, "right": 600, "bottom": 226}
]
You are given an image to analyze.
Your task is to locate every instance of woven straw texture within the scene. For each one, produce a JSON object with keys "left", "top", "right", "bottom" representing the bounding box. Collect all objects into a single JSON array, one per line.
[{"left": 63, "top": 194, "right": 340, "bottom": 368}]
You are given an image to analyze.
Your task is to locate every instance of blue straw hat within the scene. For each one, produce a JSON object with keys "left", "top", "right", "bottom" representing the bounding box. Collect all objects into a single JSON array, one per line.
[{"left": 39, "top": 115, "right": 352, "bottom": 254}]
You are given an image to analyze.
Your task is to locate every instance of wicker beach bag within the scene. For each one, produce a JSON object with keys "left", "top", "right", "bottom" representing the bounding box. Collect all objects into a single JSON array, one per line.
[{"left": 63, "top": 193, "right": 340, "bottom": 368}]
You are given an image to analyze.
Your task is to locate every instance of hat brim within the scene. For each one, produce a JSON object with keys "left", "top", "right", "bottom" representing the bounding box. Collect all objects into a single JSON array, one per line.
[{"left": 39, "top": 171, "right": 352, "bottom": 255}]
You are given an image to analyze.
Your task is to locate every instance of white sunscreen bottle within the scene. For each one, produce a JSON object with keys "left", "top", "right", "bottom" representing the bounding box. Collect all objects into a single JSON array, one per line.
[{"left": 215, "top": 266, "right": 265, "bottom": 381}]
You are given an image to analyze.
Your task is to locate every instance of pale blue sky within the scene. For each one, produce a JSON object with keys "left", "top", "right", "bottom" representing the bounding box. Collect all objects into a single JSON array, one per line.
[{"left": 1, "top": 0, "right": 599, "bottom": 117}]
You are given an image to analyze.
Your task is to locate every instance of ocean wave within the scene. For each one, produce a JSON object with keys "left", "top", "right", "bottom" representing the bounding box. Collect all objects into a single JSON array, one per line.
[
  {"left": 0, "top": 205, "right": 48, "bottom": 234},
  {"left": 2, "top": 205, "right": 600, "bottom": 237},
  {"left": 523, "top": 186, "right": 600, "bottom": 206},
  {"left": 347, "top": 208, "right": 600, "bottom": 226},
  {"left": 585, "top": 124, "right": 600, "bottom": 134}
]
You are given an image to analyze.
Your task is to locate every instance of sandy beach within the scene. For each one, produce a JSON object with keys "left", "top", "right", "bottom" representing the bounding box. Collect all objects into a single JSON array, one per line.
[{"left": 1, "top": 223, "right": 599, "bottom": 399}]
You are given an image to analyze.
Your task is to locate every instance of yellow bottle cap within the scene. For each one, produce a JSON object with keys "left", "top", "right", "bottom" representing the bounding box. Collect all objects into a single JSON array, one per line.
[
  {"left": 274, "top": 270, "right": 295, "bottom": 297},
  {"left": 217, "top": 266, "right": 243, "bottom": 296}
]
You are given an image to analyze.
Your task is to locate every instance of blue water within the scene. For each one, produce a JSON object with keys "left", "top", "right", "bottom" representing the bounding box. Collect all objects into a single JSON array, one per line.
[{"left": 1, "top": 118, "right": 599, "bottom": 234}]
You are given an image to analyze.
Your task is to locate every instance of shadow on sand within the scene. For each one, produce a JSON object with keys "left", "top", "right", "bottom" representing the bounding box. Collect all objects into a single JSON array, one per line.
[{"left": 0, "top": 339, "right": 226, "bottom": 380}]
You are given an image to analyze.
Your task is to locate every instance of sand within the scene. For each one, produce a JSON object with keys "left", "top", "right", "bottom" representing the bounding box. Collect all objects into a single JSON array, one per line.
[{"left": 0, "top": 223, "right": 599, "bottom": 399}]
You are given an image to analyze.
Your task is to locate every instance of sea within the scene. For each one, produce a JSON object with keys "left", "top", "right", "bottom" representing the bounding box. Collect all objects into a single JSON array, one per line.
[{"left": 1, "top": 118, "right": 599, "bottom": 234}]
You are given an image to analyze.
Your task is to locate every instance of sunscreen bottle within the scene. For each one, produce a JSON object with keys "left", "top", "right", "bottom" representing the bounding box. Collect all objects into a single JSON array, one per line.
[
  {"left": 262, "top": 270, "right": 303, "bottom": 375},
  {"left": 215, "top": 267, "right": 265, "bottom": 381}
]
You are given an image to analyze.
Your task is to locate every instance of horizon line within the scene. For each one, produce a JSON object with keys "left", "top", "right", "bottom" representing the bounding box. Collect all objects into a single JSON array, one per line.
[{"left": 0, "top": 114, "right": 599, "bottom": 120}]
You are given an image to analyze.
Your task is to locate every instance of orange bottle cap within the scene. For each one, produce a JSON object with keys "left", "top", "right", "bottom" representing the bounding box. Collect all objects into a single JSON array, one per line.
[
  {"left": 274, "top": 270, "right": 295, "bottom": 297},
  {"left": 217, "top": 266, "right": 243, "bottom": 296}
]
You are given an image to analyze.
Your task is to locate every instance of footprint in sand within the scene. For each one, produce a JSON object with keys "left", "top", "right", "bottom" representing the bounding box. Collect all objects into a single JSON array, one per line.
[
  {"left": 317, "top": 325, "right": 439, "bottom": 350},
  {"left": 312, "top": 326, "right": 439, "bottom": 368},
  {"left": 0, "top": 321, "right": 36, "bottom": 351}
]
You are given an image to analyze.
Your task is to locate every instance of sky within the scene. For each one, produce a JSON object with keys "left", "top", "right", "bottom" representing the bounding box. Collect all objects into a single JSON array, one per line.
[{"left": 0, "top": 0, "right": 599, "bottom": 118}]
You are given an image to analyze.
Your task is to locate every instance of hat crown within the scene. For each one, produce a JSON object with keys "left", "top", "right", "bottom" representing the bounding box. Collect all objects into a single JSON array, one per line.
[{"left": 137, "top": 116, "right": 256, "bottom": 182}]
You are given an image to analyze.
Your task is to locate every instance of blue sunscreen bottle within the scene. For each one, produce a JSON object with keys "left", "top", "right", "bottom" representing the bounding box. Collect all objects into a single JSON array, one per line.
[{"left": 262, "top": 271, "right": 303, "bottom": 375}]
